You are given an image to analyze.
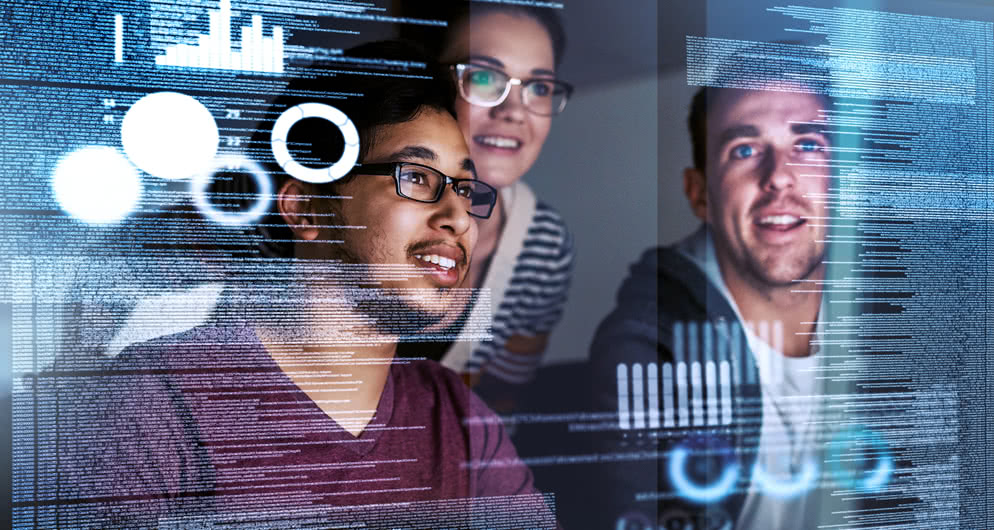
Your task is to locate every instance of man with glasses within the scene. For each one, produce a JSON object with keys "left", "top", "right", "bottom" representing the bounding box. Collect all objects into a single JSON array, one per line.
[{"left": 52, "top": 41, "right": 556, "bottom": 528}]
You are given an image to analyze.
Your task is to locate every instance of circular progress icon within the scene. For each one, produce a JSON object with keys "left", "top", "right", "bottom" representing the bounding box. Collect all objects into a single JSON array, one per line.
[{"left": 270, "top": 102, "right": 359, "bottom": 184}]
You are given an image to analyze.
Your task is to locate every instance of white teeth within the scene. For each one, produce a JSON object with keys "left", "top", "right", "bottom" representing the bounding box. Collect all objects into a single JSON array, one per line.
[
  {"left": 478, "top": 136, "right": 521, "bottom": 149},
  {"left": 415, "top": 254, "right": 455, "bottom": 270},
  {"left": 759, "top": 214, "right": 801, "bottom": 225}
]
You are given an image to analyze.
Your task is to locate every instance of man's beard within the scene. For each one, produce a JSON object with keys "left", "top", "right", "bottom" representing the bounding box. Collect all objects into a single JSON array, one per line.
[
  {"left": 324, "top": 225, "right": 450, "bottom": 340},
  {"left": 745, "top": 243, "right": 825, "bottom": 289},
  {"left": 347, "top": 284, "right": 449, "bottom": 339}
]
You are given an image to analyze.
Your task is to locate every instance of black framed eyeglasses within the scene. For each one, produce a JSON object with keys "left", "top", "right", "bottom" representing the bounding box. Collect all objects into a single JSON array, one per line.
[
  {"left": 351, "top": 162, "right": 498, "bottom": 219},
  {"left": 450, "top": 63, "right": 574, "bottom": 116}
]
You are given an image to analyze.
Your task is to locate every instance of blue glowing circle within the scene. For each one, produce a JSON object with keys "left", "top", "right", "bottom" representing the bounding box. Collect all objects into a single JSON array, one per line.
[
  {"left": 826, "top": 426, "right": 894, "bottom": 492},
  {"left": 121, "top": 91, "right": 219, "bottom": 180},
  {"left": 192, "top": 154, "right": 272, "bottom": 226},
  {"left": 751, "top": 458, "right": 819, "bottom": 499},
  {"left": 614, "top": 511, "right": 653, "bottom": 530},
  {"left": 51, "top": 146, "right": 142, "bottom": 224},
  {"left": 668, "top": 445, "right": 740, "bottom": 504},
  {"left": 270, "top": 102, "right": 359, "bottom": 184}
]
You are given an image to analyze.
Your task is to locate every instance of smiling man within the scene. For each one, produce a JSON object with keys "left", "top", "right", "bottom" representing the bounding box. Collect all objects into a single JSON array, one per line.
[
  {"left": 683, "top": 86, "right": 830, "bottom": 357},
  {"left": 587, "top": 57, "right": 834, "bottom": 527},
  {"left": 52, "top": 41, "right": 556, "bottom": 529}
]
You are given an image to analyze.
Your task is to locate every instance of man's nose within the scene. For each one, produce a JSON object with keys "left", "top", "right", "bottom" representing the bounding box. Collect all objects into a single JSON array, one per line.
[
  {"left": 430, "top": 187, "right": 473, "bottom": 236},
  {"left": 759, "top": 147, "right": 797, "bottom": 192}
]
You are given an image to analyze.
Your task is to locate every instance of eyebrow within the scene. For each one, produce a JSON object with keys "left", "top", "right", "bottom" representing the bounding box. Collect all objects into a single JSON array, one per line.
[
  {"left": 716, "top": 122, "right": 830, "bottom": 151},
  {"left": 388, "top": 145, "right": 437, "bottom": 162},
  {"left": 468, "top": 54, "right": 556, "bottom": 78},
  {"left": 468, "top": 54, "right": 503, "bottom": 69},
  {"left": 462, "top": 158, "right": 478, "bottom": 179},
  {"left": 716, "top": 125, "right": 760, "bottom": 150},
  {"left": 790, "top": 122, "right": 826, "bottom": 136},
  {"left": 387, "top": 145, "right": 477, "bottom": 179}
]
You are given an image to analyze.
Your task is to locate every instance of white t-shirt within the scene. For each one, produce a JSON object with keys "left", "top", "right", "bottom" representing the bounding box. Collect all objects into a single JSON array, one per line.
[
  {"left": 735, "top": 325, "right": 822, "bottom": 529},
  {"left": 676, "top": 227, "right": 823, "bottom": 529}
]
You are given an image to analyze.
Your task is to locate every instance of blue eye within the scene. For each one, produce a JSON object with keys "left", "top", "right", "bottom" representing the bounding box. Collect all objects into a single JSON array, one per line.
[
  {"left": 731, "top": 145, "right": 754, "bottom": 159},
  {"left": 798, "top": 139, "right": 821, "bottom": 152}
]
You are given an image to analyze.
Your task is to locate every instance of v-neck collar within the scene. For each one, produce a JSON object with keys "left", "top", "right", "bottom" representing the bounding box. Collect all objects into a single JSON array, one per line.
[{"left": 245, "top": 326, "right": 396, "bottom": 458}]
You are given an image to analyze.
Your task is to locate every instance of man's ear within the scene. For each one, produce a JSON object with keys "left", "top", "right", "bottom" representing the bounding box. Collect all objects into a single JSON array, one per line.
[
  {"left": 277, "top": 179, "right": 321, "bottom": 241},
  {"left": 683, "top": 166, "right": 708, "bottom": 222}
]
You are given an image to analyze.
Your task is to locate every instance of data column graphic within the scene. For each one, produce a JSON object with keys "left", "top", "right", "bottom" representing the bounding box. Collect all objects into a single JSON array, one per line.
[
  {"left": 154, "top": 0, "right": 285, "bottom": 73},
  {"left": 114, "top": 14, "right": 123, "bottom": 63}
]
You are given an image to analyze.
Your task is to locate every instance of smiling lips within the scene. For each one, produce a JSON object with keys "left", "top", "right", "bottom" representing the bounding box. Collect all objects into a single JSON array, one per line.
[
  {"left": 756, "top": 213, "right": 805, "bottom": 231},
  {"left": 474, "top": 134, "right": 522, "bottom": 151},
  {"left": 415, "top": 253, "right": 457, "bottom": 270},
  {"left": 753, "top": 210, "right": 809, "bottom": 245},
  {"left": 410, "top": 245, "right": 465, "bottom": 287}
]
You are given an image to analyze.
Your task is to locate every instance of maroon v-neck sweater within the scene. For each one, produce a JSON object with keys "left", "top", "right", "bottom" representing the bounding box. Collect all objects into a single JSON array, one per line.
[{"left": 58, "top": 326, "right": 555, "bottom": 528}]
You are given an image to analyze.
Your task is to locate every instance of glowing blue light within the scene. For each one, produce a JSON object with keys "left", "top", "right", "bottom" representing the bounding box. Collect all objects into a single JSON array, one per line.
[
  {"left": 51, "top": 146, "right": 142, "bottom": 224},
  {"left": 614, "top": 511, "right": 652, "bottom": 530},
  {"left": 121, "top": 91, "right": 219, "bottom": 180},
  {"left": 826, "top": 427, "right": 894, "bottom": 492},
  {"left": 668, "top": 446, "right": 740, "bottom": 503},
  {"left": 192, "top": 154, "right": 272, "bottom": 226},
  {"left": 751, "top": 459, "right": 819, "bottom": 499},
  {"left": 861, "top": 451, "right": 894, "bottom": 491}
]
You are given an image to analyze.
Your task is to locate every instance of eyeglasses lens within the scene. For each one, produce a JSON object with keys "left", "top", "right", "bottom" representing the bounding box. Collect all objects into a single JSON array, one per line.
[
  {"left": 461, "top": 66, "right": 508, "bottom": 106},
  {"left": 523, "top": 80, "right": 569, "bottom": 115},
  {"left": 468, "top": 184, "right": 497, "bottom": 218},
  {"left": 397, "top": 163, "right": 496, "bottom": 218},
  {"left": 459, "top": 65, "right": 569, "bottom": 115},
  {"left": 397, "top": 165, "right": 442, "bottom": 201}
]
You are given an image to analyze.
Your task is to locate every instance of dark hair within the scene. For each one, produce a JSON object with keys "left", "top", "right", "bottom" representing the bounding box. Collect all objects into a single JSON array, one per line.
[
  {"left": 240, "top": 40, "right": 457, "bottom": 257},
  {"left": 687, "top": 43, "right": 833, "bottom": 171},
  {"left": 398, "top": 2, "right": 567, "bottom": 68}
]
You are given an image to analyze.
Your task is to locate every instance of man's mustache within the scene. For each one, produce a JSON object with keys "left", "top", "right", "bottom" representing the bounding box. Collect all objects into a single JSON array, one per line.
[
  {"left": 407, "top": 240, "right": 469, "bottom": 265},
  {"left": 748, "top": 192, "right": 813, "bottom": 216}
]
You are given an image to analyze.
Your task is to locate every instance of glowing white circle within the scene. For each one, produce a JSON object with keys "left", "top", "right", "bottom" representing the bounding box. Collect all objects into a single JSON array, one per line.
[
  {"left": 192, "top": 154, "right": 273, "bottom": 226},
  {"left": 270, "top": 102, "right": 360, "bottom": 184},
  {"left": 51, "top": 146, "right": 142, "bottom": 224},
  {"left": 121, "top": 91, "right": 219, "bottom": 180}
]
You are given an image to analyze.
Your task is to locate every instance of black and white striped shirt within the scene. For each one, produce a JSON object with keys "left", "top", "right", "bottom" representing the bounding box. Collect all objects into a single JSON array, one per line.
[{"left": 442, "top": 181, "right": 575, "bottom": 384}]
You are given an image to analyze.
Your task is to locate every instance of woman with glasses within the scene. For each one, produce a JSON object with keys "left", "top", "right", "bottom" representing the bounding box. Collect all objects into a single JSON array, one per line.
[{"left": 402, "top": 4, "right": 576, "bottom": 410}]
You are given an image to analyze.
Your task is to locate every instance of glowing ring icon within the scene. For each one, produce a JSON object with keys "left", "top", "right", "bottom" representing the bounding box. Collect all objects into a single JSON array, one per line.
[
  {"left": 192, "top": 154, "right": 272, "bottom": 226},
  {"left": 614, "top": 511, "right": 652, "bottom": 530},
  {"left": 826, "top": 427, "right": 894, "bottom": 492},
  {"left": 270, "top": 102, "right": 359, "bottom": 184},
  {"left": 751, "top": 459, "right": 819, "bottom": 499},
  {"left": 668, "top": 446, "right": 740, "bottom": 503}
]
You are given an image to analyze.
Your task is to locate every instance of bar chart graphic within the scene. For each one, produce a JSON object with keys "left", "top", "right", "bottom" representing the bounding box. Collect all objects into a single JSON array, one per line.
[
  {"left": 154, "top": 0, "right": 284, "bottom": 74},
  {"left": 617, "top": 360, "right": 734, "bottom": 430},
  {"left": 114, "top": 14, "right": 123, "bottom": 63}
]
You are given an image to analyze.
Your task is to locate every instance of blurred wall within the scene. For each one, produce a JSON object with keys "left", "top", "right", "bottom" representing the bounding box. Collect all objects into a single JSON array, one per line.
[{"left": 527, "top": 69, "right": 700, "bottom": 365}]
